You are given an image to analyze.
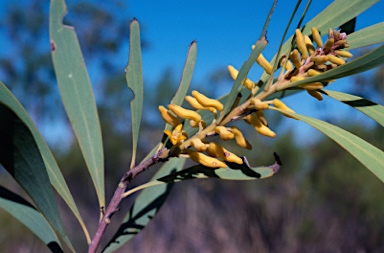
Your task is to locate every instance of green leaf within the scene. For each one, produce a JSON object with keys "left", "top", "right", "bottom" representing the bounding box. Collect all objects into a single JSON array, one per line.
[
  {"left": 348, "top": 22, "right": 384, "bottom": 49},
  {"left": 0, "top": 103, "right": 74, "bottom": 251},
  {"left": 50, "top": 0, "right": 104, "bottom": 208},
  {"left": 271, "top": 108, "right": 384, "bottom": 183},
  {"left": 102, "top": 158, "right": 186, "bottom": 253},
  {"left": 0, "top": 82, "right": 89, "bottom": 244},
  {"left": 127, "top": 19, "right": 144, "bottom": 168},
  {"left": 322, "top": 90, "right": 384, "bottom": 128},
  {"left": 0, "top": 186, "right": 63, "bottom": 253},
  {"left": 277, "top": 44, "right": 384, "bottom": 90}
]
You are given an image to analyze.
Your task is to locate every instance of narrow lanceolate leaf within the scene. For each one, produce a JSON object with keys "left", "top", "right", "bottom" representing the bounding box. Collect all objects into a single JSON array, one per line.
[
  {"left": 261, "top": 0, "right": 379, "bottom": 83},
  {"left": 50, "top": 0, "right": 104, "bottom": 208},
  {"left": 347, "top": 22, "right": 384, "bottom": 49},
  {"left": 271, "top": 108, "right": 384, "bottom": 183},
  {"left": 0, "top": 82, "right": 90, "bottom": 243},
  {"left": 322, "top": 90, "right": 384, "bottom": 128},
  {"left": 0, "top": 104, "right": 74, "bottom": 251},
  {"left": 0, "top": 186, "right": 63, "bottom": 253},
  {"left": 126, "top": 19, "right": 144, "bottom": 169},
  {"left": 277, "top": 44, "right": 384, "bottom": 90},
  {"left": 102, "top": 158, "right": 186, "bottom": 253}
]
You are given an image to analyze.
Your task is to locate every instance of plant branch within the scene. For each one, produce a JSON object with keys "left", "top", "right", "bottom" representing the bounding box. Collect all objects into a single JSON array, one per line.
[{"left": 87, "top": 148, "right": 169, "bottom": 253}]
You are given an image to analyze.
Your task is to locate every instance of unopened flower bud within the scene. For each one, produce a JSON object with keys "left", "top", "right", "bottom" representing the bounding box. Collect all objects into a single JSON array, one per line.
[
  {"left": 304, "top": 35, "right": 315, "bottom": 55},
  {"left": 250, "top": 98, "right": 269, "bottom": 110},
  {"left": 311, "top": 27, "right": 323, "bottom": 48},
  {"left": 324, "top": 38, "right": 334, "bottom": 52},
  {"left": 230, "top": 126, "right": 252, "bottom": 150},
  {"left": 327, "top": 55, "right": 345, "bottom": 65},
  {"left": 289, "top": 49, "right": 302, "bottom": 69},
  {"left": 192, "top": 90, "right": 224, "bottom": 111},
  {"left": 186, "top": 150, "right": 227, "bottom": 168},
  {"left": 295, "top": 29, "right": 308, "bottom": 59},
  {"left": 190, "top": 138, "right": 207, "bottom": 152},
  {"left": 307, "top": 69, "right": 323, "bottom": 77},
  {"left": 168, "top": 104, "right": 201, "bottom": 122},
  {"left": 307, "top": 90, "right": 323, "bottom": 101},
  {"left": 273, "top": 99, "right": 298, "bottom": 119},
  {"left": 227, "top": 65, "right": 255, "bottom": 90},
  {"left": 256, "top": 53, "right": 273, "bottom": 75},
  {"left": 158, "top": 105, "right": 181, "bottom": 127},
  {"left": 207, "top": 142, "right": 243, "bottom": 164},
  {"left": 334, "top": 50, "right": 352, "bottom": 58},
  {"left": 215, "top": 126, "right": 235, "bottom": 141}
]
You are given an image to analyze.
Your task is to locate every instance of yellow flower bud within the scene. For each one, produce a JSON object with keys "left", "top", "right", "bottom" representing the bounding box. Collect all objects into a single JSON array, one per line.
[
  {"left": 256, "top": 53, "right": 273, "bottom": 75},
  {"left": 307, "top": 90, "right": 323, "bottom": 101},
  {"left": 250, "top": 98, "right": 269, "bottom": 110},
  {"left": 230, "top": 126, "right": 252, "bottom": 150},
  {"left": 168, "top": 104, "right": 201, "bottom": 122},
  {"left": 307, "top": 69, "right": 323, "bottom": 77},
  {"left": 158, "top": 105, "right": 181, "bottom": 127},
  {"left": 227, "top": 65, "right": 254, "bottom": 90},
  {"left": 289, "top": 49, "right": 302, "bottom": 69},
  {"left": 334, "top": 39, "right": 347, "bottom": 46},
  {"left": 190, "top": 138, "right": 207, "bottom": 152},
  {"left": 215, "top": 126, "right": 235, "bottom": 141},
  {"left": 185, "top": 96, "right": 206, "bottom": 110},
  {"left": 295, "top": 29, "right": 308, "bottom": 59},
  {"left": 334, "top": 50, "right": 352, "bottom": 58},
  {"left": 245, "top": 114, "right": 276, "bottom": 138},
  {"left": 327, "top": 55, "right": 345, "bottom": 65},
  {"left": 311, "top": 27, "right": 323, "bottom": 48},
  {"left": 255, "top": 111, "right": 268, "bottom": 126},
  {"left": 313, "top": 55, "right": 329, "bottom": 65},
  {"left": 273, "top": 99, "right": 298, "bottom": 119},
  {"left": 304, "top": 35, "right": 315, "bottom": 55},
  {"left": 186, "top": 150, "right": 227, "bottom": 168},
  {"left": 290, "top": 76, "right": 305, "bottom": 82},
  {"left": 206, "top": 142, "right": 243, "bottom": 164},
  {"left": 300, "top": 82, "right": 324, "bottom": 90},
  {"left": 192, "top": 90, "right": 224, "bottom": 111},
  {"left": 324, "top": 38, "right": 334, "bottom": 52},
  {"left": 189, "top": 119, "right": 206, "bottom": 128}
]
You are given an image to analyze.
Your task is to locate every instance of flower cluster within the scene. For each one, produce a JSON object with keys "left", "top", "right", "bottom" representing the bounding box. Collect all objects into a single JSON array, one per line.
[{"left": 158, "top": 27, "right": 352, "bottom": 169}]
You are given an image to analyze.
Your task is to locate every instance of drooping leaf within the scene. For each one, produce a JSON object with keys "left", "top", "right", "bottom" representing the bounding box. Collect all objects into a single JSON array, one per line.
[
  {"left": 50, "top": 0, "right": 105, "bottom": 208},
  {"left": 126, "top": 19, "right": 143, "bottom": 169},
  {"left": 277, "top": 44, "right": 384, "bottom": 90},
  {"left": 322, "top": 90, "right": 384, "bottom": 128},
  {"left": 102, "top": 158, "right": 186, "bottom": 253},
  {"left": 271, "top": 108, "right": 384, "bottom": 183},
  {"left": 0, "top": 186, "right": 63, "bottom": 253},
  {"left": 0, "top": 82, "right": 89, "bottom": 243},
  {"left": 0, "top": 104, "right": 74, "bottom": 251}
]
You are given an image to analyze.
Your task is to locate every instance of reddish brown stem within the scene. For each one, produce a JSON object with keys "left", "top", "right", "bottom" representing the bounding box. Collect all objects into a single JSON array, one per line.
[{"left": 87, "top": 148, "right": 168, "bottom": 253}]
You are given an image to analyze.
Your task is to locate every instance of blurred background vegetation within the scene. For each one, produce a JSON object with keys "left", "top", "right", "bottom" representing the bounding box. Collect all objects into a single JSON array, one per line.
[{"left": 0, "top": 0, "right": 384, "bottom": 252}]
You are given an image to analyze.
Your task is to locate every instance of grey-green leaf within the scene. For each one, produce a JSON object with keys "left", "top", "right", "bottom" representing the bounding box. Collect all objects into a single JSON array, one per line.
[
  {"left": 102, "top": 158, "right": 186, "bottom": 253},
  {"left": 322, "top": 90, "right": 384, "bottom": 128},
  {"left": 348, "top": 22, "right": 384, "bottom": 49},
  {"left": 0, "top": 186, "right": 63, "bottom": 252},
  {"left": 0, "top": 103, "right": 74, "bottom": 251},
  {"left": 50, "top": 0, "right": 104, "bottom": 208},
  {"left": 126, "top": 19, "right": 144, "bottom": 168}
]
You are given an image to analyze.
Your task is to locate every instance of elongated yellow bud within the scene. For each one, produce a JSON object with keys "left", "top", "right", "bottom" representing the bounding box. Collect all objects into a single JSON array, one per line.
[
  {"left": 186, "top": 150, "right": 227, "bottom": 168},
  {"left": 313, "top": 55, "right": 328, "bottom": 65},
  {"left": 295, "top": 29, "right": 308, "bottom": 59},
  {"left": 185, "top": 96, "right": 205, "bottom": 110},
  {"left": 307, "top": 90, "right": 323, "bottom": 101},
  {"left": 304, "top": 35, "right": 315, "bottom": 55},
  {"left": 311, "top": 27, "right": 323, "bottom": 48},
  {"left": 158, "top": 105, "right": 181, "bottom": 127},
  {"left": 289, "top": 49, "right": 302, "bottom": 69},
  {"left": 256, "top": 111, "right": 268, "bottom": 126},
  {"left": 168, "top": 104, "right": 201, "bottom": 122},
  {"left": 250, "top": 98, "right": 269, "bottom": 110},
  {"left": 327, "top": 55, "right": 345, "bottom": 65},
  {"left": 227, "top": 65, "right": 254, "bottom": 90},
  {"left": 190, "top": 138, "right": 207, "bottom": 152},
  {"left": 273, "top": 99, "right": 298, "bottom": 119},
  {"left": 334, "top": 50, "right": 352, "bottom": 58},
  {"left": 290, "top": 76, "right": 305, "bottom": 82},
  {"left": 334, "top": 40, "right": 347, "bottom": 46},
  {"left": 189, "top": 119, "right": 206, "bottom": 128},
  {"left": 230, "top": 126, "right": 252, "bottom": 150},
  {"left": 207, "top": 142, "right": 243, "bottom": 164},
  {"left": 324, "top": 38, "right": 334, "bottom": 52},
  {"left": 215, "top": 126, "right": 235, "bottom": 141},
  {"left": 245, "top": 114, "right": 276, "bottom": 138},
  {"left": 307, "top": 69, "right": 323, "bottom": 77},
  {"left": 256, "top": 53, "right": 273, "bottom": 75},
  {"left": 192, "top": 90, "right": 223, "bottom": 111},
  {"left": 300, "top": 82, "right": 324, "bottom": 90}
]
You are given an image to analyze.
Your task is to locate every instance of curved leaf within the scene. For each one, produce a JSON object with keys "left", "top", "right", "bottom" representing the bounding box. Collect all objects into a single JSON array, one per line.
[
  {"left": 102, "top": 158, "right": 186, "bottom": 253},
  {"left": 127, "top": 19, "right": 143, "bottom": 169},
  {"left": 348, "top": 22, "right": 384, "bottom": 49},
  {"left": 0, "top": 82, "right": 89, "bottom": 243},
  {"left": 0, "top": 186, "right": 63, "bottom": 253},
  {"left": 271, "top": 108, "right": 384, "bottom": 183},
  {"left": 277, "top": 44, "right": 384, "bottom": 90},
  {"left": 322, "top": 90, "right": 384, "bottom": 127},
  {"left": 50, "top": 0, "right": 105, "bottom": 208},
  {"left": 0, "top": 103, "right": 73, "bottom": 251}
]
